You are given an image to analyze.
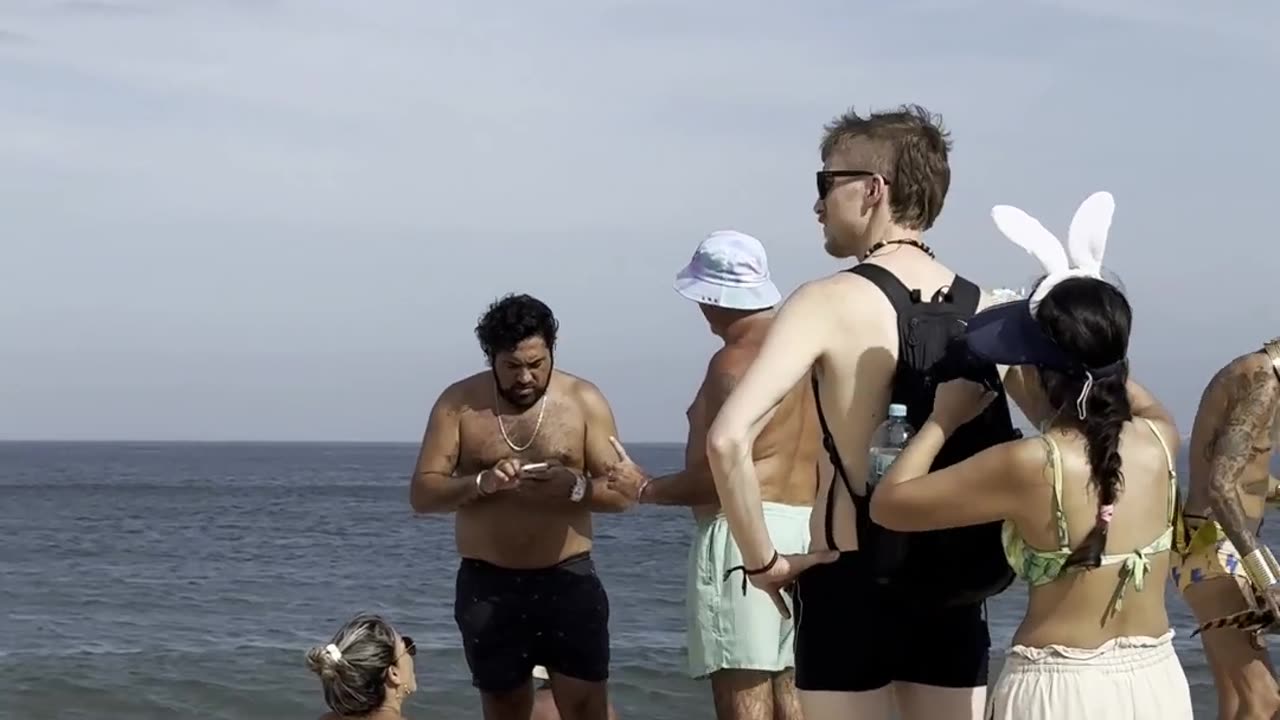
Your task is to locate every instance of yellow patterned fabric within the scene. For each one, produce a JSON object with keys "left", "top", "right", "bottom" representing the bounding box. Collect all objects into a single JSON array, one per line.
[{"left": 1170, "top": 519, "right": 1253, "bottom": 596}]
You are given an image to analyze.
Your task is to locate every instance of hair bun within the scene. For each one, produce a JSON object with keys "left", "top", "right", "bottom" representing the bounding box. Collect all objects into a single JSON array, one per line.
[{"left": 305, "top": 645, "right": 338, "bottom": 678}]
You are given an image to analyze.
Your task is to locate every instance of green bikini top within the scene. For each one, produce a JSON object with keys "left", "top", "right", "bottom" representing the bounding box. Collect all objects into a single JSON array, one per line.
[{"left": 1001, "top": 417, "right": 1177, "bottom": 619}]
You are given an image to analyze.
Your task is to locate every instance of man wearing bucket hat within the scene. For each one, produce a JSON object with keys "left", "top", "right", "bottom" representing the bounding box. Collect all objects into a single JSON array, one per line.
[
  {"left": 613, "top": 230, "right": 819, "bottom": 720},
  {"left": 671, "top": 229, "right": 785, "bottom": 310}
]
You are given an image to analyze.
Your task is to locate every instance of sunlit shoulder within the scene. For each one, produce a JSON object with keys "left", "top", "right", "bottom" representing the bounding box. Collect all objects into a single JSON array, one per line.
[{"left": 774, "top": 270, "right": 890, "bottom": 331}]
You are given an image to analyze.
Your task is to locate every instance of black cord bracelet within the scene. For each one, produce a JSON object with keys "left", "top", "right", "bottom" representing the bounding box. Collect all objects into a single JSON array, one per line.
[{"left": 723, "top": 550, "right": 780, "bottom": 595}]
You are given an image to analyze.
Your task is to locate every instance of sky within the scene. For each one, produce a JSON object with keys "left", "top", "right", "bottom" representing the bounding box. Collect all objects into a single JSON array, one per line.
[{"left": 2, "top": 0, "right": 1278, "bottom": 443}]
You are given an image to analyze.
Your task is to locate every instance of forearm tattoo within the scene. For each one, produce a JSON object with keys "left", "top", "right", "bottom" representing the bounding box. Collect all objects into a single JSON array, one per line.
[{"left": 1206, "top": 361, "right": 1280, "bottom": 554}]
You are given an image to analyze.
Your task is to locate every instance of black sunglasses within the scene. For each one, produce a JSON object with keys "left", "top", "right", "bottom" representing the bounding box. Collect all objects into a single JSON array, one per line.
[
  {"left": 816, "top": 170, "right": 886, "bottom": 200},
  {"left": 399, "top": 635, "right": 416, "bottom": 658}
]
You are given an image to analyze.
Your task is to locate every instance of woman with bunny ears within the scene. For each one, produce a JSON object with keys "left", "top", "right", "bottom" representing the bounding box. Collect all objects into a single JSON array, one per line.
[{"left": 869, "top": 192, "right": 1194, "bottom": 719}]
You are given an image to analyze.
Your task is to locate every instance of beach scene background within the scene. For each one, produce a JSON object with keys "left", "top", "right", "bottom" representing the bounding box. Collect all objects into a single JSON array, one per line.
[
  {"left": 3, "top": 439, "right": 1266, "bottom": 719},
  {"left": 5, "top": 3, "right": 1280, "bottom": 719}
]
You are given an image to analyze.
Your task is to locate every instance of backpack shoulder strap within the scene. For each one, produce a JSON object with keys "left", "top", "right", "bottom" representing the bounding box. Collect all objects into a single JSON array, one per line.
[
  {"left": 810, "top": 371, "right": 847, "bottom": 477},
  {"left": 851, "top": 265, "right": 983, "bottom": 315},
  {"left": 947, "top": 275, "right": 981, "bottom": 314},
  {"left": 847, "top": 264, "right": 913, "bottom": 312},
  {"left": 811, "top": 369, "right": 861, "bottom": 551}
]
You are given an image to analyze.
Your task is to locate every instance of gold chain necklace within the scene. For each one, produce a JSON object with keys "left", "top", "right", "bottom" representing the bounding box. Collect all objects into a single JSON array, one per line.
[{"left": 495, "top": 386, "right": 547, "bottom": 452}]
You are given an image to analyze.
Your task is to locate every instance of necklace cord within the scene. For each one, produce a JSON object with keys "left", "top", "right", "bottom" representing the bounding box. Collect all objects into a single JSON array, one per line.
[{"left": 861, "top": 237, "right": 935, "bottom": 261}]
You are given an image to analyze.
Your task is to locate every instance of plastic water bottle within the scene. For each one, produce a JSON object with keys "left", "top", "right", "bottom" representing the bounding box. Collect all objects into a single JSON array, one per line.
[{"left": 868, "top": 403, "right": 914, "bottom": 489}]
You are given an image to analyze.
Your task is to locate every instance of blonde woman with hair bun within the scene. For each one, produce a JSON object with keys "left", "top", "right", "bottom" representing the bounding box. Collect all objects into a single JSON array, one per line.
[{"left": 306, "top": 613, "right": 418, "bottom": 719}]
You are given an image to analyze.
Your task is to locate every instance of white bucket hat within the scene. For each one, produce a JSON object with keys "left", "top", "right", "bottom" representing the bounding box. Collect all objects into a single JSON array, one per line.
[{"left": 673, "top": 230, "right": 781, "bottom": 310}]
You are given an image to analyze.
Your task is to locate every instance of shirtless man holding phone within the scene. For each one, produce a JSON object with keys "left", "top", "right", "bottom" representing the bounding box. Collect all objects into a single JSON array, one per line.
[{"left": 410, "top": 293, "right": 641, "bottom": 720}]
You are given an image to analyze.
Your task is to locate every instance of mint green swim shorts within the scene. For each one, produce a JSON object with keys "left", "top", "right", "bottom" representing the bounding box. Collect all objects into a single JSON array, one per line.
[{"left": 686, "top": 502, "right": 813, "bottom": 679}]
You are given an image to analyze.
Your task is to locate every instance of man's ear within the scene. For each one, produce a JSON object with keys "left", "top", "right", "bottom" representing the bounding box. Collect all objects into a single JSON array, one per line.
[{"left": 868, "top": 174, "right": 889, "bottom": 204}]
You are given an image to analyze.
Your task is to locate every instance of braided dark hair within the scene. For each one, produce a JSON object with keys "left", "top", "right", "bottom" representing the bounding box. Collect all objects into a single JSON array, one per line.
[{"left": 1033, "top": 276, "right": 1132, "bottom": 571}]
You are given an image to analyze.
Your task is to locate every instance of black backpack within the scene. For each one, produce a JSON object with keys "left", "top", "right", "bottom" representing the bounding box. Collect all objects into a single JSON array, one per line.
[{"left": 813, "top": 263, "right": 1020, "bottom": 608}]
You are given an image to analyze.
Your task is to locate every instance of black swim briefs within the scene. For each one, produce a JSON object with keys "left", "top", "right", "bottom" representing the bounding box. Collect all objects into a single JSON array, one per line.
[
  {"left": 454, "top": 552, "right": 610, "bottom": 693},
  {"left": 792, "top": 552, "right": 991, "bottom": 692}
]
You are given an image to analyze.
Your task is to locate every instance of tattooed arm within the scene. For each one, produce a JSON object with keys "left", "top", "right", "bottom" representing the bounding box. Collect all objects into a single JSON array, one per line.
[
  {"left": 642, "top": 351, "right": 738, "bottom": 506},
  {"left": 1205, "top": 353, "right": 1280, "bottom": 556}
]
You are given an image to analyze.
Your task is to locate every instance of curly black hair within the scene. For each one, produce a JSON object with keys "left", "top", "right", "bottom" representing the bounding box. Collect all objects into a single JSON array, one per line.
[{"left": 475, "top": 293, "right": 559, "bottom": 362}]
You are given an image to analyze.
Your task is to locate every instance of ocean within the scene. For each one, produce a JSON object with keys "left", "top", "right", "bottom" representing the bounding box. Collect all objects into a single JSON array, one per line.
[{"left": 0, "top": 440, "right": 1262, "bottom": 718}]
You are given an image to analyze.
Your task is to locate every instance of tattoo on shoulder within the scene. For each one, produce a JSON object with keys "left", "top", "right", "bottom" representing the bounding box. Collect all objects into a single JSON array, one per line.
[
  {"left": 1205, "top": 360, "right": 1279, "bottom": 543},
  {"left": 1206, "top": 363, "right": 1279, "bottom": 461}
]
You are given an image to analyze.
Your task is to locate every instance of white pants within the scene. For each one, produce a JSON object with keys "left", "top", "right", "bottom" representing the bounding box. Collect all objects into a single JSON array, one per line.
[{"left": 987, "top": 631, "right": 1192, "bottom": 720}]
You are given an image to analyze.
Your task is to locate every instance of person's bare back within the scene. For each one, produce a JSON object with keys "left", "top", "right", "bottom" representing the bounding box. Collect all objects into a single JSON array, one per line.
[
  {"left": 710, "top": 329, "right": 818, "bottom": 513},
  {"left": 643, "top": 312, "right": 819, "bottom": 518}
]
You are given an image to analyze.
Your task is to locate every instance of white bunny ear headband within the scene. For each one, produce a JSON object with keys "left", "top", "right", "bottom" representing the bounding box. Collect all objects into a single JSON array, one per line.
[
  {"left": 967, "top": 191, "right": 1124, "bottom": 421},
  {"left": 991, "top": 190, "right": 1114, "bottom": 316}
]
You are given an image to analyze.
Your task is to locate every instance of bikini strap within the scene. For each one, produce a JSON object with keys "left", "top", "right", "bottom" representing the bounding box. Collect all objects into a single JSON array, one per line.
[
  {"left": 1040, "top": 435, "right": 1071, "bottom": 551},
  {"left": 1139, "top": 417, "right": 1178, "bottom": 522}
]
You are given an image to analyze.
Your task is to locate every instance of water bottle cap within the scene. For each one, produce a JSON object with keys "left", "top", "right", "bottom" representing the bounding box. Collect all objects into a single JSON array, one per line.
[{"left": 888, "top": 403, "right": 907, "bottom": 417}]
